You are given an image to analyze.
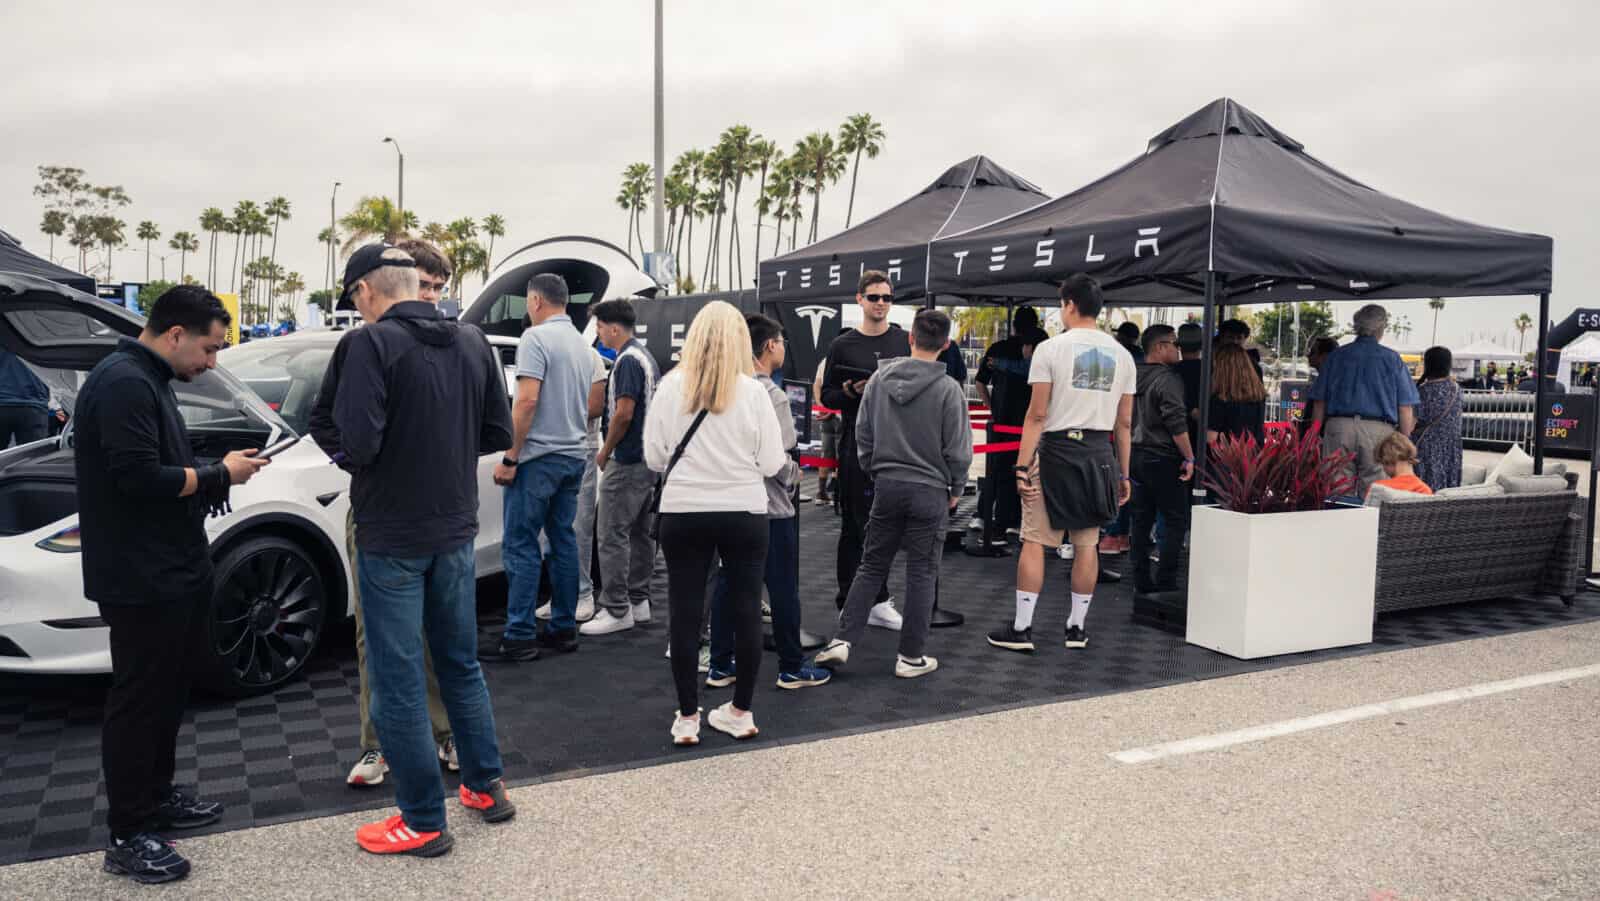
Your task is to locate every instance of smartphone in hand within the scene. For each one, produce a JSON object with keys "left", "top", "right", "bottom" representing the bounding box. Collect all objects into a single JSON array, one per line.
[{"left": 257, "top": 434, "right": 302, "bottom": 460}]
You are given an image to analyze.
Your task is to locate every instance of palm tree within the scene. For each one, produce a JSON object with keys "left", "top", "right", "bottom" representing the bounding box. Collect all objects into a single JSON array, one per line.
[
  {"left": 700, "top": 143, "right": 735, "bottom": 289},
  {"left": 783, "top": 155, "right": 808, "bottom": 251},
  {"left": 794, "top": 131, "right": 847, "bottom": 243},
  {"left": 168, "top": 231, "right": 199, "bottom": 282},
  {"left": 421, "top": 221, "right": 450, "bottom": 245},
  {"left": 317, "top": 226, "right": 338, "bottom": 292},
  {"left": 1427, "top": 298, "right": 1446, "bottom": 344},
  {"left": 40, "top": 211, "right": 68, "bottom": 263},
  {"left": 1514, "top": 313, "right": 1534, "bottom": 354},
  {"left": 264, "top": 196, "right": 291, "bottom": 313},
  {"left": 229, "top": 201, "right": 258, "bottom": 293},
  {"left": 481, "top": 213, "right": 506, "bottom": 274},
  {"left": 749, "top": 140, "right": 783, "bottom": 275},
  {"left": 96, "top": 217, "right": 127, "bottom": 281},
  {"left": 136, "top": 221, "right": 161, "bottom": 282},
  {"left": 69, "top": 216, "right": 98, "bottom": 274},
  {"left": 199, "top": 207, "right": 227, "bottom": 290},
  {"left": 280, "top": 271, "right": 305, "bottom": 316},
  {"left": 671, "top": 150, "right": 705, "bottom": 288},
  {"left": 837, "top": 113, "right": 886, "bottom": 227},
  {"left": 715, "top": 126, "right": 755, "bottom": 290},
  {"left": 615, "top": 163, "right": 652, "bottom": 258},
  {"left": 339, "top": 197, "right": 409, "bottom": 252},
  {"left": 763, "top": 161, "right": 791, "bottom": 257}
]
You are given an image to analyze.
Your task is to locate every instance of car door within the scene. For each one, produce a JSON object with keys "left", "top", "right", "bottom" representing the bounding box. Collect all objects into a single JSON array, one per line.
[{"left": 473, "top": 338, "right": 520, "bottom": 576}]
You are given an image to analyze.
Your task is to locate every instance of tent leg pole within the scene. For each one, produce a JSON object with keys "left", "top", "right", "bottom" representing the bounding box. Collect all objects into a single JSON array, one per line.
[
  {"left": 1194, "top": 272, "right": 1219, "bottom": 493},
  {"left": 927, "top": 290, "right": 966, "bottom": 628},
  {"left": 1533, "top": 292, "right": 1550, "bottom": 474}
]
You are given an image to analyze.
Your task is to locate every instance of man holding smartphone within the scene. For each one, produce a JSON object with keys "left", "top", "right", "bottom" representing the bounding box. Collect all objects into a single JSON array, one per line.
[
  {"left": 818, "top": 270, "right": 909, "bottom": 628},
  {"left": 77, "top": 286, "right": 269, "bottom": 884}
]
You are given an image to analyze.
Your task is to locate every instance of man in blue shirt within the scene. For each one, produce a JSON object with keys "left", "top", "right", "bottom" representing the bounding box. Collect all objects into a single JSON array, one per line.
[
  {"left": 583, "top": 298, "right": 661, "bottom": 636},
  {"left": 0, "top": 348, "right": 50, "bottom": 447},
  {"left": 1310, "top": 304, "right": 1420, "bottom": 496}
]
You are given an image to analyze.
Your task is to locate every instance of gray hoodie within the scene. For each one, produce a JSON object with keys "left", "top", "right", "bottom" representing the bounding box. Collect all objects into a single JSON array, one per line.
[{"left": 855, "top": 356, "right": 973, "bottom": 497}]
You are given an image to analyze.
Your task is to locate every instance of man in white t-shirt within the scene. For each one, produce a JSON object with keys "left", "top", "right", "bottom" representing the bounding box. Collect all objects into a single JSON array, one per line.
[{"left": 987, "top": 274, "right": 1135, "bottom": 654}]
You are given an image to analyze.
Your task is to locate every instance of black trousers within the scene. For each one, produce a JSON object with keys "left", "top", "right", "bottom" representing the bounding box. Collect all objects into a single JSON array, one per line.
[
  {"left": 978, "top": 423, "right": 1022, "bottom": 539},
  {"left": 1129, "top": 448, "right": 1192, "bottom": 589},
  {"left": 659, "top": 511, "right": 768, "bottom": 715},
  {"left": 0, "top": 404, "right": 48, "bottom": 448},
  {"left": 834, "top": 432, "right": 889, "bottom": 609},
  {"left": 99, "top": 595, "right": 203, "bottom": 839}
]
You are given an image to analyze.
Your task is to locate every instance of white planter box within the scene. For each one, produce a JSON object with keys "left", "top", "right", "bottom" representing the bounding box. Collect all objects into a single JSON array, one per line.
[{"left": 1185, "top": 504, "right": 1378, "bottom": 659}]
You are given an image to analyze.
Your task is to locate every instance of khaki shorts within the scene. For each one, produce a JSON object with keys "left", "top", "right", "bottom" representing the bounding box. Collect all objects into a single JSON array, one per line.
[{"left": 1018, "top": 459, "right": 1101, "bottom": 550}]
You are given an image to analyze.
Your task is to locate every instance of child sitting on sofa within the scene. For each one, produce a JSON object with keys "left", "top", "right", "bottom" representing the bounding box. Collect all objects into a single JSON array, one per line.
[{"left": 1367, "top": 432, "right": 1435, "bottom": 500}]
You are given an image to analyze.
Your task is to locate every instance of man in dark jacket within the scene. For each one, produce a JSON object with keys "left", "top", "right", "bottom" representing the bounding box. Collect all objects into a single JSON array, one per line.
[
  {"left": 818, "top": 269, "right": 909, "bottom": 626},
  {"left": 76, "top": 285, "right": 268, "bottom": 884},
  {"left": 815, "top": 310, "right": 972, "bottom": 678},
  {"left": 1128, "top": 325, "right": 1195, "bottom": 592},
  {"left": 329, "top": 244, "right": 518, "bottom": 857},
  {"left": 0, "top": 347, "right": 51, "bottom": 446},
  {"left": 972, "top": 306, "right": 1047, "bottom": 555}
]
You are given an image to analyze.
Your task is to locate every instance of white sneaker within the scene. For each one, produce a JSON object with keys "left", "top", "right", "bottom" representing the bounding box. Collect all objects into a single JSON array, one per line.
[
  {"left": 631, "top": 601, "right": 652, "bottom": 624},
  {"left": 761, "top": 598, "right": 772, "bottom": 624},
  {"left": 968, "top": 516, "right": 982, "bottom": 530},
  {"left": 698, "top": 645, "right": 711, "bottom": 674},
  {"left": 664, "top": 641, "right": 672, "bottom": 659},
  {"left": 535, "top": 601, "right": 552, "bottom": 620},
  {"left": 576, "top": 595, "right": 596, "bottom": 622},
  {"left": 813, "top": 638, "right": 851, "bottom": 668},
  {"left": 867, "top": 599, "right": 903, "bottom": 631},
  {"left": 671, "top": 710, "right": 702, "bottom": 746},
  {"left": 707, "top": 702, "right": 758, "bottom": 739},
  {"left": 437, "top": 738, "right": 458, "bottom": 772},
  {"left": 580, "top": 608, "right": 635, "bottom": 636},
  {"left": 1056, "top": 544, "right": 1075, "bottom": 561},
  {"left": 347, "top": 749, "right": 388, "bottom": 786},
  {"left": 895, "top": 654, "right": 940, "bottom": 678}
]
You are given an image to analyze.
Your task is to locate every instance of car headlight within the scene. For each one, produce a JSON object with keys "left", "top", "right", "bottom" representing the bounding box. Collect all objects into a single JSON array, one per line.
[{"left": 36, "top": 525, "right": 81, "bottom": 553}]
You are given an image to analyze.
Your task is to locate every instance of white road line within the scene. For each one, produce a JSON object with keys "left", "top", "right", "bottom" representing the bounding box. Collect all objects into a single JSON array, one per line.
[{"left": 1110, "top": 664, "right": 1600, "bottom": 765}]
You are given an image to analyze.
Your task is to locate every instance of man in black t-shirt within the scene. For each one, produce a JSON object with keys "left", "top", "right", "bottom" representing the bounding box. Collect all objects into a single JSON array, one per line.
[
  {"left": 819, "top": 270, "right": 910, "bottom": 627},
  {"left": 972, "top": 306, "right": 1047, "bottom": 553}
]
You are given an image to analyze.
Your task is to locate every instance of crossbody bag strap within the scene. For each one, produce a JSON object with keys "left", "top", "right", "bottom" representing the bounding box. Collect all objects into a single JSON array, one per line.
[{"left": 661, "top": 409, "right": 710, "bottom": 486}]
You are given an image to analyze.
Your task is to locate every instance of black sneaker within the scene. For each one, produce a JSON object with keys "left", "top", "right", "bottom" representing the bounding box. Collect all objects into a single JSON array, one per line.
[
  {"left": 478, "top": 637, "right": 540, "bottom": 662},
  {"left": 986, "top": 624, "right": 1035, "bottom": 653},
  {"left": 103, "top": 832, "right": 191, "bottom": 884},
  {"left": 535, "top": 628, "right": 579, "bottom": 654},
  {"left": 153, "top": 786, "right": 223, "bottom": 830},
  {"left": 1064, "top": 625, "right": 1089, "bottom": 649}
]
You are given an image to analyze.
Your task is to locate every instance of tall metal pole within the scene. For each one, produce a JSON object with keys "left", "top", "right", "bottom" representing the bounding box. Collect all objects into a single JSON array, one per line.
[
  {"left": 1194, "top": 272, "right": 1219, "bottom": 496},
  {"left": 1533, "top": 291, "right": 1551, "bottom": 474},
  {"left": 328, "top": 181, "right": 340, "bottom": 295},
  {"left": 652, "top": 0, "right": 666, "bottom": 264},
  {"left": 383, "top": 138, "right": 404, "bottom": 225}
]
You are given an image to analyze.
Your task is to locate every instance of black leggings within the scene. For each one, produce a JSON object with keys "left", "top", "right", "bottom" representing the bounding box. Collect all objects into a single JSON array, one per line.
[{"left": 659, "top": 511, "right": 768, "bottom": 715}]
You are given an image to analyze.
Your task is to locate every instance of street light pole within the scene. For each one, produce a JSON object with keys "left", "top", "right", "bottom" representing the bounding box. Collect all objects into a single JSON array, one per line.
[
  {"left": 652, "top": 0, "right": 665, "bottom": 260},
  {"left": 382, "top": 138, "right": 404, "bottom": 225},
  {"left": 328, "top": 181, "right": 341, "bottom": 296}
]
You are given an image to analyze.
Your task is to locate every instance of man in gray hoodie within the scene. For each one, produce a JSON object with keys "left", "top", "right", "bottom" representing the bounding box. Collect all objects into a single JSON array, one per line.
[
  {"left": 814, "top": 309, "right": 973, "bottom": 678},
  {"left": 1128, "top": 324, "right": 1195, "bottom": 592}
]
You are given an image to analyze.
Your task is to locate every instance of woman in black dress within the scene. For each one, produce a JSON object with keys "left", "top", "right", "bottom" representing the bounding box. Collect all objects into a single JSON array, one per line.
[
  {"left": 1413, "top": 346, "right": 1463, "bottom": 489},
  {"left": 1206, "top": 344, "right": 1267, "bottom": 445}
]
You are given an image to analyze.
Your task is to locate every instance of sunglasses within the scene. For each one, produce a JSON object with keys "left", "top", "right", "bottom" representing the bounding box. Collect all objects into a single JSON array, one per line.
[{"left": 863, "top": 293, "right": 893, "bottom": 303}]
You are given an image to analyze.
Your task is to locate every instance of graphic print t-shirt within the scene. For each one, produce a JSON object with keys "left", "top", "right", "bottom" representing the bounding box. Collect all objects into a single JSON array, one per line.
[{"left": 1027, "top": 327, "right": 1137, "bottom": 432}]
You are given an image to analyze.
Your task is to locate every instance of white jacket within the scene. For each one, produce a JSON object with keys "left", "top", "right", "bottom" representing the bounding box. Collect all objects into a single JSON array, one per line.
[{"left": 644, "top": 370, "right": 785, "bottom": 514}]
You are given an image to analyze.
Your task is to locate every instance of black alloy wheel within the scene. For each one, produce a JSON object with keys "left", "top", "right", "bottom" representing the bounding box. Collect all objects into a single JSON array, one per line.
[{"left": 201, "top": 535, "right": 328, "bottom": 697}]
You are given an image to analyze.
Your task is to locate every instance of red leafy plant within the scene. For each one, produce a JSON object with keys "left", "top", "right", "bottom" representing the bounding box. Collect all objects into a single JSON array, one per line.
[{"left": 1201, "top": 424, "right": 1356, "bottom": 514}]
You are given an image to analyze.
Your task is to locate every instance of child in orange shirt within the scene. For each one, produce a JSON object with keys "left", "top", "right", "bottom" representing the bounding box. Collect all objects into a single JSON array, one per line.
[{"left": 1368, "top": 431, "right": 1434, "bottom": 499}]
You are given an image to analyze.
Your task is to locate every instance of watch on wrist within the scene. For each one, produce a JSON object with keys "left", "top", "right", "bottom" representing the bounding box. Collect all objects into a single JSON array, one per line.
[{"left": 501, "top": 455, "right": 517, "bottom": 468}]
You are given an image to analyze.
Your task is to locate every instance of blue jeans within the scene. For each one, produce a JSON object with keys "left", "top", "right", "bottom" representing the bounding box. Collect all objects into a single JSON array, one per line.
[
  {"left": 503, "top": 453, "right": 585, "bottom": 638},
  {"left": 358, "top": 541, "right": 502, "bottom": 832},
  {"left": 711, "top": 516, "right": 801, "bottom": 673}
]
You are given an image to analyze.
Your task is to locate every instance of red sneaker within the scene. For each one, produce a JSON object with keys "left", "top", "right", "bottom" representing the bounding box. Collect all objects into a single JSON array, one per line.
[
  {"left": 458, "top": 780, "right": 517, "bottom": 824},
  {"left": 355, "top": 815, "right": 453, "bottom": 857}
]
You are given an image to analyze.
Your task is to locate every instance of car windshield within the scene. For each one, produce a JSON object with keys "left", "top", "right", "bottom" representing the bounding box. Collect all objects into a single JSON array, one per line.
[{"left": 219, "top": 336, "right": 336, "bottom": 436}]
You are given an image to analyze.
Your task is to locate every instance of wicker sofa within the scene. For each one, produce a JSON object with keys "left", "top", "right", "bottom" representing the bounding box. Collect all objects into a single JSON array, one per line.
[{"left": 1370, "top": 464, "right": 1586, "bottom": 614}]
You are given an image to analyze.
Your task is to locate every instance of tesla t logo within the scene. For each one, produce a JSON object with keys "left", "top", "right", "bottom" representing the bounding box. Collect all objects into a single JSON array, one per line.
[{"left": 795, "top": 305, "right": 837, "bottom": 347}]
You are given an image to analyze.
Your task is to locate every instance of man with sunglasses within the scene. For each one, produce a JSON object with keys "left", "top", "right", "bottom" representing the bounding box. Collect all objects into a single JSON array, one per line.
[
  {"left": 1125, "top": 324, "right": 1195, "bottom": 592},
  {"left": 818, "top": 270, "right": 908, "bottom": 628}
]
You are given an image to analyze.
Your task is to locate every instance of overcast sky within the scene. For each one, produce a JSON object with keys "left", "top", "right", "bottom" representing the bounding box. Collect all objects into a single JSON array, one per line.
[{"left": 4, "top": 0, "right": 1596, "bottom": 350}]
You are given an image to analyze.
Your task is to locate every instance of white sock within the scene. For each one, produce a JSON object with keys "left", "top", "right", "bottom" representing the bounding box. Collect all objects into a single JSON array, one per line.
[
  {"left": 1067, "top": 592, "right": 1092, "bottom": 629},
  {"left": 1013, "top": 591, "right": 1038, "bottom": 631}
]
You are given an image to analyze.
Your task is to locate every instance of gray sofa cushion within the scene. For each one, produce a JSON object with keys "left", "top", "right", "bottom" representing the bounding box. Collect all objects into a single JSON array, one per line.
[
  {"left": 1462, "top": 462, "right": 1489, "bottom": 486},
  {"left": 1366, "top": 483, "right": 1437, "bottom": 506},
  {"left": 1499, "top": 474, "right": 1574, "bottom": 494},
  {"left": 1437, "top": 482, "right": 1507, "bottom": 499}
]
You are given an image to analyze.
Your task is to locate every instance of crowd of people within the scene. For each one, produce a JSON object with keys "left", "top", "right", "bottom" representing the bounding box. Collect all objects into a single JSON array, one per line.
[{"left": 70, "top": 236, "right": 1492, "bottom": 882}]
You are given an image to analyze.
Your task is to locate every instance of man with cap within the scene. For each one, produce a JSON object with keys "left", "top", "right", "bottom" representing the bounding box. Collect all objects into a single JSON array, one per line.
[
  {"left": 972, "top": 306, "right": 1048, "bottom": 555},
  {"left": 321, "top": 243, "right": 517, "bottom": 856},
  {"left": 310, "top": 239, "right": 461, "bottom": 787},
  {"left": 1311, "top": 304, "right": 1419, "bottom": 496}
]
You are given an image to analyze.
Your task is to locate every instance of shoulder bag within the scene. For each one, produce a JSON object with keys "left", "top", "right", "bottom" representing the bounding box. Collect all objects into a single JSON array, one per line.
[{"left": 647, "top": 409, "right": 709, "bottom": 540}]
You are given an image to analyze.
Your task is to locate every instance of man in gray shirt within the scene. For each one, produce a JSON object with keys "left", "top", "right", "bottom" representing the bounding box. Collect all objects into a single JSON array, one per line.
[{"left": 483, "top": 274, "right": 593, "bottom": 662}]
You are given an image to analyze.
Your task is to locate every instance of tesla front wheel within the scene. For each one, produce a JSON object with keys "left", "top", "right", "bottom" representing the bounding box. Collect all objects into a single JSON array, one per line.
[{"left": 201, "top": 535, "right": 328, "bottom": 697}]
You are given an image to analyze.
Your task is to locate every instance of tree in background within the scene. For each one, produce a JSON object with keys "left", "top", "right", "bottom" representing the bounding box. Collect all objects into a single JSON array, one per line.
[
  {"left": 1249, "top": 301, "right": 1343, "bottom": 360},
  {"left": 794, "top": 131, "right": 846, "bottom": 243},
  {"left": 716, "top": 125, "right": 756, "bottom": 290},
  {"left": 1514, "top": 312, "right": 1533, "bottom": 354},
  {"left": 40, "top": 210, "right": 68, "bottom": 262},
  {"left": 838, "top": 113, "right": 886, "bottom": 228},
  {"left": 199, "top": 207, "right": 227, "bottom": 290},
  {"left": 168, "top": 231, "right": 199, "bottom": 282},
  {"left": 782, "top": 154, "right": 808, "bottom": 251},
  {"left": 1428, "top": 297, "right": 1446, "bottom": 345},
  {"left": 442, "top": 218, "right": 488, "bottom": 299},
  {"left": 136, "top": 221, "right": 161, "bottom": 282},
  {"left": 339, "top": 197, "right": 413, "bottom": 252},
  {"left": 68, "top": 216, "right": 98, "bottom": 273},
  {"left": 277, "top": 271, "right": 305, "bottom": 323},
  {"left": 316, "top": 226, "right": 338, "bottom": 293},
  {"left": 953, "top": 307, "right": 1010, "bottom": 348},
  {"left": 228, "top": 201, "right": 257, "bottom": 293},
  {"left": 700, "top": 144, "right": 733, "bottom": 289},
  {"left": 747, "top": 138, "right": 781, "bottom": 279},
  {"left": 264, "top": 197, "right": 291, "bottom": 319},
  {"left": 671, "top": 149, "right": 706, "bottom": 287},
  {"left": 137, "top": 279, "right": 176, "bottom": 316},
  {"left": 94, "top": 215, "right": 127, "bottom": 281},
  {"left": 306, "top": 288, "right": 334, "bottom": 315},
  {"left": 481, "top": 213, "right": 506, "bottom": 274},
  {"left": 615, "top": 163, "right": 652, "bottom": 259}
]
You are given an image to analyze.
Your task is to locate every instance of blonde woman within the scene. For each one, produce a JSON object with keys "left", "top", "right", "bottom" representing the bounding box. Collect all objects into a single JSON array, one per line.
[{"left": 644, "top": 301, "right": 785, "bottom": 745}]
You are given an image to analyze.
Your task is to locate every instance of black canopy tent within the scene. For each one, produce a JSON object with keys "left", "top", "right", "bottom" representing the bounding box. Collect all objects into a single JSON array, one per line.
[
  {"left": 0, "top": 229, "right": 96, "bottom": 295},
  {"left": 924, "top": 98, "right": 1556, "bottom": 474},
  {"left": 757, "top": 155, "right": 1048, "bottom": 304}
]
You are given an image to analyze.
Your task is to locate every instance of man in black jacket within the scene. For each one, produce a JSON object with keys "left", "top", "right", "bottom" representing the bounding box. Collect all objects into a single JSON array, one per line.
[
  {"left": 76, "top": 285, "right": 268, "bottom": 884},
  {"left": 329, "top": 244, "right": 517, "bottom": 857},
  {"left": 819, "top": 269, "right": 908, "bottom": 627},
  {"left": 1128, "top": 325, "right": 1196, "bottom": 592},
  {"left": 973, "top": 306, "right": 1047, "bottom": 554}
]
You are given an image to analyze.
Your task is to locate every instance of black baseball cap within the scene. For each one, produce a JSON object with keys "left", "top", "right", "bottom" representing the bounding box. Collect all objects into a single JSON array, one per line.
[
  {"left": 1176, "top": 322, "right": 1203, "bottom": 350},
  {"left": 340, "top": 243, "right": 416, "bottom": 304}
]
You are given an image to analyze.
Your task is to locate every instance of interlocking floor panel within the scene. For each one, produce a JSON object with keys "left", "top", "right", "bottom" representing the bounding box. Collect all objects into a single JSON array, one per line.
[{"left": 1, "top": 504, "right": 1594, "bottom": 865}]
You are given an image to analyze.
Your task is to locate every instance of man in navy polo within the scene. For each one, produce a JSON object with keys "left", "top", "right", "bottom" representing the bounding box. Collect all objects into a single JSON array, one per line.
[{"left": 1310, "top": 304, "right": 1419, "bottom": 496}]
